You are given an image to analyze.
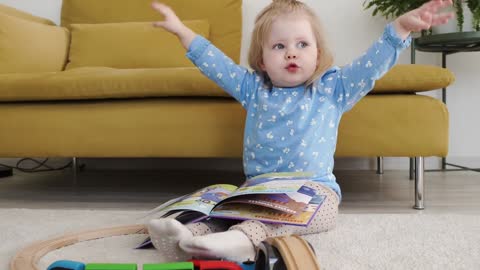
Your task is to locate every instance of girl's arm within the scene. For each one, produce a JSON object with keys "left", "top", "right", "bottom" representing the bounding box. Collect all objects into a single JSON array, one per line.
[
  {"left": 332, "top": 0, "right": 453, "bottom": 113},
  {"left": 152, "top": 2, "right": 196, "bottom": 50},
  {"left": 152, "top": 1, "right": 257, "bottom": 107}
]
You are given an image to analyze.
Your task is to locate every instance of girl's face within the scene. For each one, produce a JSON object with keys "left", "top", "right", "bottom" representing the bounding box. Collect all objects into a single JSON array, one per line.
[{"left": 261, "top": 13, "right": 318, "bottom": 88}]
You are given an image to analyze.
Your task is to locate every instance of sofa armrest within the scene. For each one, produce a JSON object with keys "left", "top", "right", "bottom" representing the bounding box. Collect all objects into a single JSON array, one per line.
[{"left": 371, "top": 64, "right": 455, "bottom": 94}]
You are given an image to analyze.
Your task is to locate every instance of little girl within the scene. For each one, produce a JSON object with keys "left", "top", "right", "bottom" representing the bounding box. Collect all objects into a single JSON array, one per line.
[{"left": 148, "top": 0, "right": 453, "bottom": 263}]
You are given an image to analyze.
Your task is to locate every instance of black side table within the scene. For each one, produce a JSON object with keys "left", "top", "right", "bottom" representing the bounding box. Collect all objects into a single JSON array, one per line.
[{"left": 411, "top": 31, "right": 480, "bottom": 172}]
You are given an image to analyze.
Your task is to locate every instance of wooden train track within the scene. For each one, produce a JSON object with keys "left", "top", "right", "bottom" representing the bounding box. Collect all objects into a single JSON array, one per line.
[
  {"left": 266, "top": 235, "right": 321, "bottom": 270},
  {"left": 10, "top": 224, "right": 147, "bottom": 270},
  {"left": 10, "top": 224, "right": 321, "bottom": 270}
]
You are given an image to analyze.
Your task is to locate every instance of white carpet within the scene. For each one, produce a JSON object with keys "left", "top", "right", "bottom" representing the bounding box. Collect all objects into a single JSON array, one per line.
[{"left": 1, "top": 208, "right": 479, "bottom": 270}]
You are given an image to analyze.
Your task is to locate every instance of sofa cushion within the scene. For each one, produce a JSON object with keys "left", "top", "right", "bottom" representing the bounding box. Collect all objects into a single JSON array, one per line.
[
  {"left": 0, "top": 13, "right": 69, "bottom": 74},
  {"left": 0, "top": 3, "right": 55, "bottom": 25},
  {"left": 66, "top": 20, "right": 210, "bottom": 69},
  {"left": 0, "top": 67, "right": 225, "bottom": 102},
  {"left": 371, "top": 64, "right": 455, "bottom": 93},
  {"left": 0, "top": 64, "right": 455, "bottom": 102},
  {"left": 0, "top": 96, "right": 447, "bottom": 157},
  {"left": 61, "top": 0, "right": 242, "bottom": 63}
]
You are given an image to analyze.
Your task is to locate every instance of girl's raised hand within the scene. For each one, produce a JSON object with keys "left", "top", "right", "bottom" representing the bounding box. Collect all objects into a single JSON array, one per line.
[
  {"left": 151, "top": 1, "right": 196, "bottom": 49},
  {"left": 396, "top": 0, "right": 454, "bottom": 35},
  {"left": 151, "top": 1, "right": 184, "bottom": 35}
]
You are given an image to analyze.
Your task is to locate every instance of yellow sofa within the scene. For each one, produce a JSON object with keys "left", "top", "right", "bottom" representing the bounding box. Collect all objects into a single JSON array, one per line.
[{"left": 0, "top": 0, "right": 454, "bottom": 209}]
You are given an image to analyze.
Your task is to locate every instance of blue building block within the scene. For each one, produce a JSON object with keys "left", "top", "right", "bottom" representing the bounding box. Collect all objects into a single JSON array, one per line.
[
  {"left": 240, "top": 261, "right": 256, "bottom": 270},
  {"left": 47, "top": 260, "right": 85, "bottom": 270}
]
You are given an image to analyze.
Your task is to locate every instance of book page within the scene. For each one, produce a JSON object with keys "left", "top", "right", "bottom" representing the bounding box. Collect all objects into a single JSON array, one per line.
[
  {"left": 148, "top": 184, "right": 237, "bottom": 216},
  {"left": 219, "top": 193, "right": 309, "bottom": 214},
  {"left": 216, "top": 173, "right": 318, "bottom": 214},
  {"left": 209, "top": 193, "right": 326, "bottom": 226},
  {"left": 229, "top": 172, "right": 314, "bottom": 197}
]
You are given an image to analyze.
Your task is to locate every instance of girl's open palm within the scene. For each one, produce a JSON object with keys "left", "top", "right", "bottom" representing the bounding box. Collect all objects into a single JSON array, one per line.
[
  {"left": 151, "top": 1, "right": 184, "bottom": 34},
  {"left": 398, "top": 0, "right": 454, "bottom": 32}
]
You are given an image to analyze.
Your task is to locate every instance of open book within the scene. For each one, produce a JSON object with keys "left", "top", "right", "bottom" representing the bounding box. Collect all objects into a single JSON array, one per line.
[
  {"left": 147, "top": 172, "right": 325, "bottom": 222},
  {"left": 137, "top": 173, "right": 326, "bottom": 248}
]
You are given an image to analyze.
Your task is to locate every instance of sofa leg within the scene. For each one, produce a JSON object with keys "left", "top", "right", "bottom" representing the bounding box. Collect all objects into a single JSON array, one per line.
[
  {"left": 376, "top": 157, "right": 384, "bottom": 174},
  {"left": 72, "top": 157, "right": 78, "bottom": 184},
  {"left": 409, "top": 157, "right": 415, "bottom": 180},
  {"left": 413, "top": 157, "right": 425, "bottom": 210}
]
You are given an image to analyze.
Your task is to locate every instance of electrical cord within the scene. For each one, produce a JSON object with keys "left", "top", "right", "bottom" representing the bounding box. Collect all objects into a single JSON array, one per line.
[{"left": 0, "top": 158, "right": 73, "bottom": 173}]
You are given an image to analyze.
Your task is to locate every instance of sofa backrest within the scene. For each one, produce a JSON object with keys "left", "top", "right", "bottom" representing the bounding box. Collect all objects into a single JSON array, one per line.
[{"left": 60, "top": 0, "right": 242, "bottom": 63}]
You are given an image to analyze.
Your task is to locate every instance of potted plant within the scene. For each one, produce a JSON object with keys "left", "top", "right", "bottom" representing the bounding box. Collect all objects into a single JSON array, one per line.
[
  {"left": 467, "top": 0, "right": 480, "bottom": 30},
  {"left": 455, "top": 0, "right": 464, "bottom": 31},
  {"left": 453, "top": 0, "right": 480, "bottom": 32},
  {"left": 363, "top": 0, "right": 479, "bottom": 33},
  {"left": 363, "top": 0, "right": 431, "bottom": 35},
  {"left": 362, "top": 0, "right": 428, "bottom": 19}
]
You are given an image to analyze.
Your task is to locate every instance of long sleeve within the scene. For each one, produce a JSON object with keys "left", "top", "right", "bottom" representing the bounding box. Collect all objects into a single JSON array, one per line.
[
  {"left": 333, "top": 23, "right": 412, "bottom": 113},
  {"left": 186, "top": 35, "right": 259, "bottom": 109}
]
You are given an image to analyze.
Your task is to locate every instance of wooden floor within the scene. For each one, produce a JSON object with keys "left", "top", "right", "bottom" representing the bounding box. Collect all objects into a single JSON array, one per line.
[{"left": 0, "top": 167, "right": 478, "bottom": 214}]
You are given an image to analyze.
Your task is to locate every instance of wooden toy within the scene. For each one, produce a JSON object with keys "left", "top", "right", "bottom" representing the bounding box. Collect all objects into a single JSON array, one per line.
[
  {"left": 10, "top": 224, "right": 146, "bottom": 270},
  {"left": 255, "top": 235, "right": 320, "bottom": 270},
  {"left": 10, "top": 224, "right": 319, "bottom": 270}
]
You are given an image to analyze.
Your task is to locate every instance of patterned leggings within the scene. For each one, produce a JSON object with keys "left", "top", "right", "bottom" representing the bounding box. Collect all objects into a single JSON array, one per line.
[{"left": 185, "top": 181, "right": 339, "bottom": 246}]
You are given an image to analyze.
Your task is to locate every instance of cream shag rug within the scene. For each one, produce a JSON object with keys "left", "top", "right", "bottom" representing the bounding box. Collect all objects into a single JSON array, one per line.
[{"left": 1, "top": 209, "right": 479, "bottom": 270}]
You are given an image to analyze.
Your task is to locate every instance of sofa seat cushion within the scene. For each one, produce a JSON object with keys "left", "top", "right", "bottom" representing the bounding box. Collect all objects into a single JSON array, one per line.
[
  {"left": 0, "top": 64, "right": 454, "bottom": 102},
  {"left": 0, "top": 67, "right": 228, "bottom": 102}
]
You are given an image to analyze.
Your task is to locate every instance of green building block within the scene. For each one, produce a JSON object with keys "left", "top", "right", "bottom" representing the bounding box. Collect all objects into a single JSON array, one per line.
[
  {"left": 85, "top": 263, "right": 137, "bottom": 270},
  {"left": 143, "top": 262, "right": 194, "bottom": 270}
]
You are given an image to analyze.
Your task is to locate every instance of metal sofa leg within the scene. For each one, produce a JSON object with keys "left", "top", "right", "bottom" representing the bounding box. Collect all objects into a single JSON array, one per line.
[
  {"left": 376, "top": 157, "right": 384, "bottom": 174},
  {"left": 414, "top": 157, "right": 425, "bottom": 210},
  {"left": 409, "top": 157, "right": 415, "bottom": 180},
  {"left": 72, "top": 157, "right": 78, "bottom": 185}
]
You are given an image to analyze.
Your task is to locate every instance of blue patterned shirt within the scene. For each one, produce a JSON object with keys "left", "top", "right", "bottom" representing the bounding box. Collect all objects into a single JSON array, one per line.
[{"left": 186, "top": 23, "right": 411, "bottom": 199}]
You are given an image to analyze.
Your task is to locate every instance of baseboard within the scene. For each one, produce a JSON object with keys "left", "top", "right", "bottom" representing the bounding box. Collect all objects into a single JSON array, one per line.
[
  {"left": 334, "top": 157, "right": 443, "bottom": 170},
  {"left": 1, "top": 156, "right": 477, "bottom": 171},
  {"left": 80, "top": 158, "right": 244, "bottom": 171},
  {"left": 0, "top": 157, "right": 72, "bottom": 170}
]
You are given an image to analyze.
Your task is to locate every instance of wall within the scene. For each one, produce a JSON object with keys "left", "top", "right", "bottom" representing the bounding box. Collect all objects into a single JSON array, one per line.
[
  {"left": 0, "top": 0, "right": 62, "bottom": 24},
  {"left": 1, "top": 0, "right": 479, "bottom": 170}
]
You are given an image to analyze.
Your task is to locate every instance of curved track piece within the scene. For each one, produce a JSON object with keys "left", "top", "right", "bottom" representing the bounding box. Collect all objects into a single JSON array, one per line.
[
  {"left": 10, "top": 224, "right": 147, "bottom": 270},
  {"left": 267, "top": 235, "right": 320, "bottom": 270}
]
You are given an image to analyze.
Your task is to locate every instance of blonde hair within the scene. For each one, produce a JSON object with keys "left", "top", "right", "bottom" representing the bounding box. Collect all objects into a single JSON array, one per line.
[{"left": 248, "top": 0, "right": 333, "bottom": 88}]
